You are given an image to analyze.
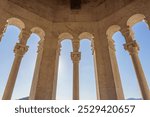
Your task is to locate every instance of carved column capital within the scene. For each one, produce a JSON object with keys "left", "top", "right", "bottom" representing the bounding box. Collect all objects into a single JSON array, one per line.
[
  {"left": 124, "top": 40, "right": 139, "bottom": 54},
  {"left": 71, "top": 52, "right": 81, "bottom": 63},
  {"left": 72, "top": 39, "right": 80, "bottom": 52},
  {"left": 19, "top": 29, "right": 31, "bottom": 45},
  {"left": 121, "top": 27, "right": 134, "bottom": 43},
  {"left": 14, "top": 43, "right": 29, "bottom": 56}
]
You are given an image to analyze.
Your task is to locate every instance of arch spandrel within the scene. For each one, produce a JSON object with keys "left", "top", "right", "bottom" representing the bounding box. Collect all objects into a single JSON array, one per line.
[{"left": 7, "top": 18, "right": 25, "bottom": 29}]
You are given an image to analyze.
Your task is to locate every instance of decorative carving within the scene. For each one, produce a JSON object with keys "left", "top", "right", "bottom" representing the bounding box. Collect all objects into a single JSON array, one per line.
[
  {"left": 14, "top": 43, "right": 29, "bottom": 56},
  {"left": 71, "top": 52, "right": 81, "bottom": 62},
  {"left": 72, "top": 39, "right": 80, "bottom": 52},
  {"left": 19, "top": 29, "right": 31, "bottom": 45},
  {"left": 0, "top": 24, "right": 7, "bottom": 42},
  {"left": 124, "top": 40, "right": 140, "bottom": 54},
  {"left": 121, "top": 27, "right": 134, "bottom": 43},
  {"left": 145, "top": 19, "right": 150, "bottom": 29}
]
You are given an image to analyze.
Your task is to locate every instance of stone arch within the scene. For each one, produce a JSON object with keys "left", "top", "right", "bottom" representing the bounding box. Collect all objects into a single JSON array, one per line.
[
  {"left": 58, "top": 32, "right": 73, "bottom": 43},
  {"left": 106, "top": 25, "right": 124, "bottom": 100},
  {"left": 0, "top": 18, "right": 25, "bottom": 41},
  {"left": 78, "top": 32, "right": 95, "bottom": 53},
  {"left": 29, "top": 27, "right": 45, "bottom": 100},
  {"left": 78, "top": 32, "right": 94, "bottom": 41},
  {"left": 126, "top": 14, "right": 149, "bottom": 43},
  {"left": 78, "top": 32, "right": 100, "bottom": 99},
  {"left": 31, "top": 27, "right": 45, "bottom": 40},
  {"left": 52, "top": 32, "right": 73, "bottom": 100},
  {"left": 7, "top": 17, "right": 25, "bottom": 29},
  {"left": 127, "top": 14, "right": 146, "bottom": 27},
  {"left": 106, "top": 25, "right": 121, "bottom": 39}
]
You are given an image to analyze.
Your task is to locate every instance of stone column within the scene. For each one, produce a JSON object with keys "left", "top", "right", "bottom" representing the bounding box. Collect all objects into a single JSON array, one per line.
[
  {"left": 29, "top": 39, "right": 45, "bottom": 100},
  {"left": 107, "top": 36, "right": 124, "bottom": 100},
  {"left": 2, "top": 29, "right": 31, "bottom": 100},
  {"left": 52, "top": 44, "right": 61, "bottom": 100},
  {"left": 71, "top": 39, "right": 81, "bottom": 100},
  {"left": 91, "top": 42, "right": 100, "bottom": 100},
  {"left": 123, "top": 29, "right": 150, "bottom": 100}
]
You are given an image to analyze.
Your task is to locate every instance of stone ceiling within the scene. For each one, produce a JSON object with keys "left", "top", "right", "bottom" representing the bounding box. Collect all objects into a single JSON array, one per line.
[{"left": 8, "top": 0, "right": 134, "bottom": 22}]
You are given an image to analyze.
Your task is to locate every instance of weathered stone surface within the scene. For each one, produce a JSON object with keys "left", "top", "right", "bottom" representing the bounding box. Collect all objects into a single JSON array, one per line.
[{"left": 1, "top": 0, "right": 150, "bottom": 100}]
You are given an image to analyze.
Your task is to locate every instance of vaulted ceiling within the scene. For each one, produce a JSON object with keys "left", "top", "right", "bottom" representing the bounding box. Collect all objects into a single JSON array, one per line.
[{"left": 8, "top": 0, "right": 134, "bottom": 22}]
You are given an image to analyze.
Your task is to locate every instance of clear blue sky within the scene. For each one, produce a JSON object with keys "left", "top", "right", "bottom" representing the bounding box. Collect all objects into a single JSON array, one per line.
[{"left": 0, "top": 21, "right": 150, "bottom": 100}]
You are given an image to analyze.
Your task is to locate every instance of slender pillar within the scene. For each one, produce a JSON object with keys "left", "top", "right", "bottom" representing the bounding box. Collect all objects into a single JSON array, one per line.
[
  {"left": 52, "top": 43, "right": 61, "bottom": 100},
  {"left": 2, "top": 43, "right": 29, "bottom": 100},
  {"left": 71, "top": 39, "right": 81, "bottom": 100},
  {"left": 107, "top": 36, "right": 124, "bottom": 99},
  {"left": 2, "top": 29, "right": 31, "bottom": 100},
  {"left": 29, "top": 39, "right": 45, "bottom": 100},
  {"left": 91, "top": 42, "right": 100, "bottom": 100},
  {"left": 123, "top": 28, "right": 150, "bottom": 100}
]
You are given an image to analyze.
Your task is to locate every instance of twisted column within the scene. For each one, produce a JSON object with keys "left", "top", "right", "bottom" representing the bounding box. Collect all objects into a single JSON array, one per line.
[
  {"left": 123, "top": 28, "right": 150, "bottom": 100},
  {"left": 71, "top": 39, "right": 81, "bottom": 100},
  {"left": 2, "top": 29, "right": 31, "bottom": 100}
]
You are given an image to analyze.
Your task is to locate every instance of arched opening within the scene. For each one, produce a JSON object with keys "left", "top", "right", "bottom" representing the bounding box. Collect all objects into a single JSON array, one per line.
[
  {"left": 0, "top": 25, "right": 21, "bottom": 99},
  {"left": 7, "top": 18, "right": 25, "bottom": 30},
  {"left": 131, "top": 21, "right": 150, "bottom": 92},
  {"left": 0, "top": 17, "right": 27, "bottom": 100},
  {"left": 106, "top": 25, "right": 124, "bottom": 100},
  {"left": 56, "top": 39, "right": 73, "bottom": 100},
  {"left": 79, "top": 39, "right": 97, "bottom": 100},
  {"left": 78, "top": 32, "right": 97, "bottom": 100},
  {"left": 11, "top": 33, "right": 40, "bottom": 99},
  {"left": 112, "top": 31, "right": 142, "bottom": 99},
  {"left": 121, "top": 13, "right": 150, "bottom": 100}
]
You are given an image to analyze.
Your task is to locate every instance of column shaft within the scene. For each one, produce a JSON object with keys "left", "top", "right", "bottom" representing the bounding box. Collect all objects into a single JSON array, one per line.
[
  {"left": 2, "top": 55, "right": 22, "bottom": 100},
  {"left": 2, "top": 29, "right": 30, "bottom": 100},
  {"left": 124, "top": 40, "right": 150, "bottom": 100},
  {"left": 71, "top": 39, "right": 81, "bottom": 100},
  {"left": 73, "top": 61, "right": 79, "bottom": 100},
  {"left": 29, "top": 43, "right": 44, "bottom": 99},
  {"left": 52, "top": 44, "right": 61, "bottom": 100},
  {"left": 130, "top": 48, "right": 150, "bottom": 99},
  {"left": 108, "top": 39, "right": 124, "bottom": 99}
]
